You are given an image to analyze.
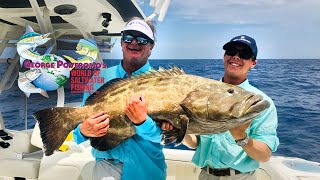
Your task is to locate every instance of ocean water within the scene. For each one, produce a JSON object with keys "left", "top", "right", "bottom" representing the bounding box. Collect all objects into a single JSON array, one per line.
[{"left": 0, "top": 59, "right": 319, "bottom": 163}]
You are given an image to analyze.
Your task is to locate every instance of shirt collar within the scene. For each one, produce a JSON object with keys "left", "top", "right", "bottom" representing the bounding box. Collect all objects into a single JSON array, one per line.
[
  {"left": 238, "top": 79, "right": 250, "bottom": 88},
  {"left": 117, "top": 60, "right": 151, "bottom": 78},
  {"left": 220, "top": 77, "right": 250, "bottom": 88},
  {"left": 132, "top": 61, "right": 151, "bottom": 76},
  {"left": 238, "top": 79, "right": 249, "bottom": 88}
]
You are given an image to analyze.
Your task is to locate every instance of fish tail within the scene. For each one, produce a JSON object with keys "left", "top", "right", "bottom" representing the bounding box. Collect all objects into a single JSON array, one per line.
[
  {"left": 33, "top": 107, "right": 80, "bottom": 156},
  {"left": 63, "top": 55, "right": 77, "bottom": 70},
  {"left": 40, "top": 89, "right": 49, "bottom": 98},
  {"left": 24, "top": 92, "right": 30, "bottom": 98},
  {"left": 63, "top": 55, "right": 77, "bottom": 63}
]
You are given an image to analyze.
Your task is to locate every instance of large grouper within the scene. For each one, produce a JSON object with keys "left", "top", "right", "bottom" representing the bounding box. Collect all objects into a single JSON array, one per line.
[{"left": 33, "top": 67, "right": 270, "bottom": 156}]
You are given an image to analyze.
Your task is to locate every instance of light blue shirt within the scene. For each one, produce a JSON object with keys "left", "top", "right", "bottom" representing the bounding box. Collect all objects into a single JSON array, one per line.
[
  {"left": 192, "top": 79, "right": 279, "bottom": 173},
  {"left": 73, "top": 61, "right": 166, "bottom": 180}
]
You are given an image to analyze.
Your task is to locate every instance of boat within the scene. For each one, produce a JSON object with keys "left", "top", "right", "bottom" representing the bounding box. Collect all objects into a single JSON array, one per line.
[{"left": 1, "top": 0, "right": 320, "bottom": 180}]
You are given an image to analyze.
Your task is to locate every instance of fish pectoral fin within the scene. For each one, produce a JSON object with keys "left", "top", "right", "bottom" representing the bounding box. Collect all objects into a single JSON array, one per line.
[
  {"left": 160, "top": 115, "right": 189, "bottom": 146},
  {"left": 24, "top": 92, "right": 31, "bottom": 98},
  {"left": 161, "top": 129, "right": 180, "bottom": 145},
  {"left": 175, "top": 115, "right": 189, "bottom": 146},
  {"left": 44, "top": 44, "right": 55, "bottom": 54}
]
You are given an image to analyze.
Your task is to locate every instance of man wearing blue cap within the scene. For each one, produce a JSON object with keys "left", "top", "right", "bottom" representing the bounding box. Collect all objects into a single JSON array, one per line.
[
  {"left": 73, "top": 17, "right": 166, "bottom": 180},
  {"left": 167, "top": 35, "right": 279, "bottom": 179}
]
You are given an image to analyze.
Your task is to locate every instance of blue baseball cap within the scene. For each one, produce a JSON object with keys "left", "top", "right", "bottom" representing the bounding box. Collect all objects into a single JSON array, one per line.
[{"left": 223, "top": 35, "right": 258, "bottom": 59}]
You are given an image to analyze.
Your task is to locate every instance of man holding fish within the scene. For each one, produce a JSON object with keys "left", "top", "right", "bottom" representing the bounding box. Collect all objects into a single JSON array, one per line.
[
  {"left": 73, "top": 17, "right": 165, "bottom": 180},
  {"left": 163, "top": 35, "right": 280, "bottom": 180}
]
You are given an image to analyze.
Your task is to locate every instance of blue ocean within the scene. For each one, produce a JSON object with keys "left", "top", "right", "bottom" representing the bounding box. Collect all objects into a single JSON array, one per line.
[{"left": 0, "top": 59, "right": 319, "bottom": 163}]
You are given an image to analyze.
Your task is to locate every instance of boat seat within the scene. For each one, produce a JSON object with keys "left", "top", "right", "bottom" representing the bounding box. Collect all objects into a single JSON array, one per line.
[
  {"left": 0, "top": 129, "right": 43, "bottom": 180},
  {"left": 30, "top": 122, "right": 44, "bottom": 150},
  {"left": 13, "top": 129, "right": 42, "bottom": 154},
  {"left": 0, "top": 152, "right": 42, "bottom": 179}
]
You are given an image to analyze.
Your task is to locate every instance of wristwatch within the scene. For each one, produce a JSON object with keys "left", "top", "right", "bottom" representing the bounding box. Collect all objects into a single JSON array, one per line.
[{"left": 235, "top": 133, "right": 250, "bottom": 147}]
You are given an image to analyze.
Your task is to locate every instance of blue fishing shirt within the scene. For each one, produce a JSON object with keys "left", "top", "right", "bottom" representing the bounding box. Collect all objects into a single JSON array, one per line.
[
  {"left": 73, "top": 61, "right": 166, "bottom": 180},
  {"left": 192, "top": 79, "right": 279, "bottom": 173}
]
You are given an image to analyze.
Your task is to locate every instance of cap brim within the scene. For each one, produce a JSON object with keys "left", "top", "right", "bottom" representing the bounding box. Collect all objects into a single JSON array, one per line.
[
  {"left": 122, "top": 20, "right": 154, "bottom": 41},
  {"left": 223, "top": 41, "right": 250, "bottom": 50}
]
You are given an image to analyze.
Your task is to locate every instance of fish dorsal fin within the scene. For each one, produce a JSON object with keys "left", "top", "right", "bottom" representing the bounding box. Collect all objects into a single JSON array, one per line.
[
  {"left": 84, "top": 78, "right": 122, "bottom": 106},
  {"left": 25, "top": 25, "right": 34, "bottom": 34},
  {"left": 83, "top": 66, "right": 185, "bottom": 106},
  {"left": 131, "top": 66, "right": 185, "bottom": 80}
]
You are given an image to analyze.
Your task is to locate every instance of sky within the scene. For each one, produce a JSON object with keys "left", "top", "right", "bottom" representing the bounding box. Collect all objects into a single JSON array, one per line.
[{"left": 103, "top": 0, "right": 320, "bottom": 59}]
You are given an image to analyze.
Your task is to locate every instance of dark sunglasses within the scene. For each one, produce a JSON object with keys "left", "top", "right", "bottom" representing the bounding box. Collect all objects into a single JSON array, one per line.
[
  {"left": 225, "top": 48, "right": 254, "bottom": 60},
  {"left": 122, "top": 34, "right": 153, "bottom": 45}
]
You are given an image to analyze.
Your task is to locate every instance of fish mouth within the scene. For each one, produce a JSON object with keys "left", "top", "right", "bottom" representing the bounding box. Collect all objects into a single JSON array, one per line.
[
  {"left": 245, "top": 95, "right": 270, "bottom": 116},
  {"left": 37, "top": 38, "right": 51, "bottom": 46},
  {"left": 42, "top": 33, "right": 51, "bottom": 39}
]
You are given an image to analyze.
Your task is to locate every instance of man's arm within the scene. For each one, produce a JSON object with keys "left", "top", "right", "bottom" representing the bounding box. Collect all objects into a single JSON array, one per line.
[
  {"left": 164, "top": 120, "right": 274, "bottom": 162},
  {"left": 230, "top": 103, "right": 278, "bottom": 163},
  {"left": 230, "top": 121, "right": 272, "bottom": 162},
  {"left": 182, "top": 134, "right": 198, "bottom": 149},
  {"left": 242, "top": 138, "right": 272, "bottom": 162}
]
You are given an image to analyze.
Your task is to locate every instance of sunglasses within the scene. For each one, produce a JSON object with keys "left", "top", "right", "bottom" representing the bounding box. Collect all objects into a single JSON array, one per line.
[
  {"left": 122, "top": 34, "right": 153, "bottom": 45},
  {"left": 225, "top": 48, "right": 254, "bottom": 60}
]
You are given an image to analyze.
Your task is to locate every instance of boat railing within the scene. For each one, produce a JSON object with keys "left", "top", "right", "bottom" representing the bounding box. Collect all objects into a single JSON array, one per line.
[{"left": 0, "top": 56, "right": 19, "bottom": 94}]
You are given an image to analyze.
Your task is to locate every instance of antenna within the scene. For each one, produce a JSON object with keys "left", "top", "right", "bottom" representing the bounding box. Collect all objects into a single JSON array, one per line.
[
  {"left": 158, "top": 0, "right": 170, "bottom": 22},
  {"left": 149, "top": 0, "right": 158, "bottom": 7},
  {"left": 147, "top": 0, "right": 171, "bottom": 21}
]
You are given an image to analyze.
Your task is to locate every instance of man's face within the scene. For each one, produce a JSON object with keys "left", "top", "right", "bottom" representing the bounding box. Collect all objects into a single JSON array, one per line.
[
  {"left": 223, "top": 44, "right": 256, "bottom": 79},
  {"left": 121, "top": 30, "right": 154, "bottom": 66}
]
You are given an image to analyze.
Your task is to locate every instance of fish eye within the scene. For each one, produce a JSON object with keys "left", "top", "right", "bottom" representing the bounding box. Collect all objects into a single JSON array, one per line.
[{"left": 227, "top": 88, "right": 234, "bottom": 94}]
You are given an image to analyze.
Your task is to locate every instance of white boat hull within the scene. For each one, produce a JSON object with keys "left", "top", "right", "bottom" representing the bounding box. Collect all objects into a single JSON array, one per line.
[{"left": 1, "top": 128, "right": 320, "bottom": 180}]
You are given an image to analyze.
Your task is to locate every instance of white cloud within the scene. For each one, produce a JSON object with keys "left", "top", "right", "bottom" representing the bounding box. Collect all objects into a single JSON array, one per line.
[
  {"left": 169, "top": 0, "right": 320, "bottom": 26},
  {"left": 136, "top": 0, "right": 320, "bottom": 58}
]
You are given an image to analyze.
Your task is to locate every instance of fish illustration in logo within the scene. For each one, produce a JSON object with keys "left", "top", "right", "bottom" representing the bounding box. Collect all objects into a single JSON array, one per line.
[
  {"left": 63, "top": 39, "right": 99, "bottom": 70},
  {"left": 17, "top": 25, "right": 70, "bottom": 91},
  {"left": 18, "top": 69, "right": 49, "bottom": 98}
]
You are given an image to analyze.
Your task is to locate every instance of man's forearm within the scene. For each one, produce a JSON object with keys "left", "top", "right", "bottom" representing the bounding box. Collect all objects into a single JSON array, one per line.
[
  {"left": 73, "top": 123, "right": 88, "bottom": 144},
  {"left": 243, "top": 138, "right": 272, "bottom": 162},
  {"left": 182, "top": 134, "right": 198, "bottom": 149},
  {"left": 135, "top": 116, "right": 161, "bottom": 143}
]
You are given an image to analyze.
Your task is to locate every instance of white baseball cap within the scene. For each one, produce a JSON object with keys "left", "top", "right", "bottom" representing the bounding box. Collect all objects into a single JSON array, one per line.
[{"left": 122, "top": 20, "right": 154, "bottom": 41}]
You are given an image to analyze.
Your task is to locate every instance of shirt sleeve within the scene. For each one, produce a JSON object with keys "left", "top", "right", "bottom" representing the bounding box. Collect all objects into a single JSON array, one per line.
[
  {"left": 73, "top": 123, "right": 88, "bottom": 144},
  {"left": 134, "top": 116, "right": 162, "bottom": 143},
  {"left": 250, "top": 102, "right": 280, "bottom": 152}
]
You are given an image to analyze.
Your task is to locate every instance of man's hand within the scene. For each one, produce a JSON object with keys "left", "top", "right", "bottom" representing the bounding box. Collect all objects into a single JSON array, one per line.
[
  {"left": 80, "top": 112, "right": 110, "bottom": 137},
  {"left": 229, "top": 120, "right": 252, "bottom": 140},
  {"left": 125, "top": 95, "right": 147, "bottom": 125}
]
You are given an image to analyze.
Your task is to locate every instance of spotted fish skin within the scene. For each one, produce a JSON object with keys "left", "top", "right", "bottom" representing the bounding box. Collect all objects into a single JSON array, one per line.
[{"left": 33, "top": 67, "right": 270, "bottom": 156}]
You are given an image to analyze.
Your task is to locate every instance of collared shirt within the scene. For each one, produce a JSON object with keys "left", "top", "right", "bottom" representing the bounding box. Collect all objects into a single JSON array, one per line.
[
  {"left": 192, "top": 79, "right": 279, "bottom": 173},
  {"left": 73, "top": 61, "right": 166, "bottom": 180}
]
